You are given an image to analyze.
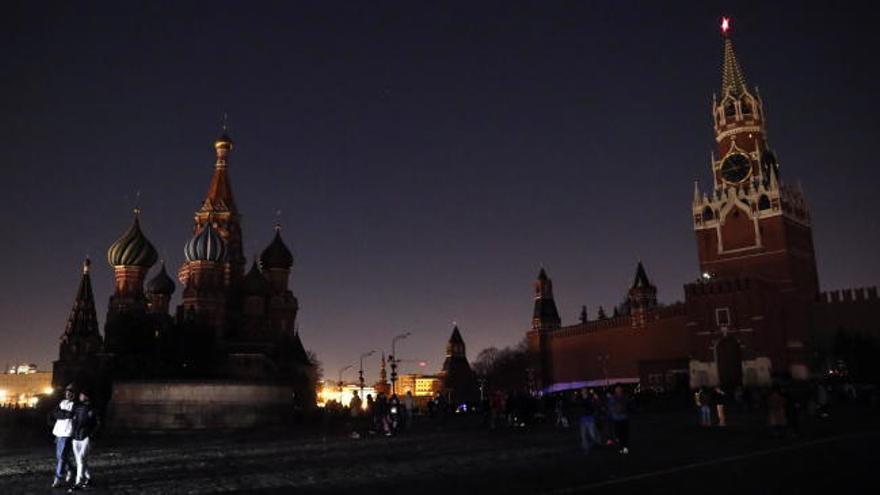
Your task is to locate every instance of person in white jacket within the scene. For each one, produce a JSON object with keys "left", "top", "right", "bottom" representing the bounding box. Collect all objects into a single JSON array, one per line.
[{"left": 50, "top": 385, "right": 75, "bottom": 488}]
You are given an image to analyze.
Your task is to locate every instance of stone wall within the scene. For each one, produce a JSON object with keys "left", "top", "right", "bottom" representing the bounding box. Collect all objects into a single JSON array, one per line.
[{"left": 108, "top": 381, "right": 296, "bottom": 430}]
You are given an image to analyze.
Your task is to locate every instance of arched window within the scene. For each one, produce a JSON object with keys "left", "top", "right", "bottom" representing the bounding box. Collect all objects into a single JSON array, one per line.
[
  {"left": 702, "top": 206, "right": 714, "bottom": 220},
  {"left": 724, "top": 101, "right": 736, "bottom": 118},
  {"left": 758, "top": 195, "right": 771, "bottom": 211},
  {"left": 742, "top": 99, "right": 753, "bottom": 115}
]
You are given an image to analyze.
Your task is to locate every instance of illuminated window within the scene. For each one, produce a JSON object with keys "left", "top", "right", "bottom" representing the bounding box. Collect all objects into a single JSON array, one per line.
[{"left": 715, "top": 308, "right": 731, "bottom": 328}]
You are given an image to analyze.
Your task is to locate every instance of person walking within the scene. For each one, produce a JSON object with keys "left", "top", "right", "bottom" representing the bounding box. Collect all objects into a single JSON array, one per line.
[
  {"left": 608, "top": 385, "right": 631, "bottom": 455},
  {"left": 403, "top": 391, "right": 415, "bottom": 429},
  {"left": 49, "top": 385, "right": 75, "bottom": 488},
  {"left": 70, "top": 389, "right": 100, "bottom": 490},
  {"left": 712, "top": 387, "right": 728, "bottom": 427},
  {"left": 577, "top": 389, "right": 599, "bottom": 454},
  {"left": 349, "top": 391, "right": 363, "bottom": 439}
]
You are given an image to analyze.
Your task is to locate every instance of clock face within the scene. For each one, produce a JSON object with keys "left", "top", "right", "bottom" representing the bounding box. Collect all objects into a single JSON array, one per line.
[{"left": 720, "top": 153, "right": 751, "bottom": 183}]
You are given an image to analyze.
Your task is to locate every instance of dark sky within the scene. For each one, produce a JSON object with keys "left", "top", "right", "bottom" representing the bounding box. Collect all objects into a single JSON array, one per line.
[{"left": 2, "top": 1, "right": 879, "bottom": 381}]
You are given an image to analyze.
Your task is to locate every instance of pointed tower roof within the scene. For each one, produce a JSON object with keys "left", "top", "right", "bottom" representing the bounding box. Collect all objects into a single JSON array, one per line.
[
  {"left": 63, "top": 258, "right": 100, "bottom": 339},
  {"left": 200, "top": 127, "right": 238, "bottom": 214},
  {"left": 721, "top": 19, "right": 748, "bottom": 97},
  {"left": 449, "top": 325, "right": 464, "bottom": 344},
  {"left": 632, "top": 261, "right": 652, "bottom": 289}
]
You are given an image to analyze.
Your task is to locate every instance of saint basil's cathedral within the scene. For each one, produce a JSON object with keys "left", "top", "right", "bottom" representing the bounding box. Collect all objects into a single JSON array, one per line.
[
  {"left": 53, "top": 130, "right": 316, "bottom": 406},
  {"left": 526, "top": 23, "right": 880, "bottom": 393}
]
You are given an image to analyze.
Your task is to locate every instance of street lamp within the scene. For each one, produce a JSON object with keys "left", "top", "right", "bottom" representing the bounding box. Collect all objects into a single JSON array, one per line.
[
  {"left": 337, "top": 365, "right": 353, "bottom": 393},
  {"left": 359, "top": 351, "right": 375, "bottom": 398},
  {"left": 597, "top": 352, "right": 610, "bottom": 389},
  {"left": 389, "top": 332, "right": 412, "bottom": 395}
]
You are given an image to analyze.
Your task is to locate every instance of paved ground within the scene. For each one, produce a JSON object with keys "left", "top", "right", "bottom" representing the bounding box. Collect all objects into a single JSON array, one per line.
[{"left": 1, "top": 405, "right": 877, "bottom": 494}]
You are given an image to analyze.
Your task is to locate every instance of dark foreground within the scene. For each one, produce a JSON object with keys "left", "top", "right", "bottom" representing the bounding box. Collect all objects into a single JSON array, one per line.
[{"left": 1, "top": 405, "right": 877, "bottom": 494}]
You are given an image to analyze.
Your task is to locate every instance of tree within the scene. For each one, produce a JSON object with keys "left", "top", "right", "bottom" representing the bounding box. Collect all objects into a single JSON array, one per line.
[
  {"left": 597, "top": 306, "right": 607, "bottom": 320},
  {"left": 472, "top": 338, "right": 529, "bottom": 393},
  {"left": 579, "top": 305, "right": 588, "bottom": 324},
  {"left": 306, "top": 350, "right": 323, "bottom": 384}
]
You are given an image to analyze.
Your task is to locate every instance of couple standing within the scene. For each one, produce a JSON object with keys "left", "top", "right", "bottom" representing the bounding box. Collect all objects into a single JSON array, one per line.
[{"left": 50, "top": 384, "right": 100, "bottom": 490}]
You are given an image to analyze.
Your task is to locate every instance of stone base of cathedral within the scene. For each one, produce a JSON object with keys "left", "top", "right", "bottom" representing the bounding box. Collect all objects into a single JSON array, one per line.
[{"left": 107, "top": 380, "right": 297, "bottom": 430}]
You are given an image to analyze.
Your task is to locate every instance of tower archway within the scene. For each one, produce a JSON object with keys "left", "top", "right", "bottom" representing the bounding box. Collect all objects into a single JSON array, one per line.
[{"left": 716, "top": 337, "right": 743, "bottom": 389}]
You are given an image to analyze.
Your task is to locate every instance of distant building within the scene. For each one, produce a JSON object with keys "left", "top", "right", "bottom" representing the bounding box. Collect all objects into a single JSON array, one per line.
[
  {"left": 0, "top": 366, "right": 52, "bottom": 408},
  {"left": 526, "top": 25, "right": 880, "bottom": 394}
]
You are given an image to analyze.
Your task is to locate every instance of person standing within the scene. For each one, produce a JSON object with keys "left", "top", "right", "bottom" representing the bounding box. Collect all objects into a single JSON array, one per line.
[
  {"left": 70, "top": 390, "right": 100, "bottom": 490},
  {"left": 577, "top": 389, "right": 599, "bottom": 454},
  {"left": 767, "top": 385, "right": 787, "bottom": 437},
  {"left": 712, "top": 387, "right": 728, "bottom": 427},
  {"left": 608, "top": 385, "right": 630, "bottom": 454},
  {"left": 403, "top": 391, "right": 415, "bottom": 429},
  {"left": 49, "top": 385, "right": 75, "bottom": 488},
  {"left": 349, "top": 391, "right": 363, "bottom": 439},
  {"left": 695, "top": 387, "right": 712, "bottom": 427}
]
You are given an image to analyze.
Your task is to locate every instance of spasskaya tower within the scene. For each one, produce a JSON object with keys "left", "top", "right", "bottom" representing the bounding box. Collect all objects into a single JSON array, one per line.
[{"left": 692, "top": 18, "right": 818, "bottom": 299}]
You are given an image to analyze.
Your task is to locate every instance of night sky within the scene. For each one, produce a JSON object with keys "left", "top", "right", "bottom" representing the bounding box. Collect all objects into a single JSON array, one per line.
[{"left": 2, "top": 1, "right": 879, "bottom": 381}]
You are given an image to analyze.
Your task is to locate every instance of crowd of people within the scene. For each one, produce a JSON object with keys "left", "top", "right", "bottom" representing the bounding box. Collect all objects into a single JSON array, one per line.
[{"left": 40, "top": 377, "right": 877, "bottom": 489}]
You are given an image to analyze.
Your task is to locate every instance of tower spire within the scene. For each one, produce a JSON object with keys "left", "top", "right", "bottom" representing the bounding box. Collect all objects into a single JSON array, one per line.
[{"left": 721, "top": 18, "right": 748, "bottom": 97}]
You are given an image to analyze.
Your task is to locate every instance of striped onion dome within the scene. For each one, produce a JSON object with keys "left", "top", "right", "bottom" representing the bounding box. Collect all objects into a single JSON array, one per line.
[
  {"left": 184, "top": 222, "right": 227, "bottom": 263},
  {"left": 146, "top": 261, "right": 176, "bottom": 295},
  {"left": 107, "top": 212, "right": 159, "bottom": 268}
]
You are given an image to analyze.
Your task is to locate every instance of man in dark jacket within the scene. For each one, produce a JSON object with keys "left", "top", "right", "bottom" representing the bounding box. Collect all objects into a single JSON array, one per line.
[{"left": 70, "top": 390, "right": 100, "bottom": 489}]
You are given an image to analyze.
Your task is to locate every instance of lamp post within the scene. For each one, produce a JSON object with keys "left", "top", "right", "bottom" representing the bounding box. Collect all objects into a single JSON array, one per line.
[
  {"left": 337, "top": 365, "right": 352, "bottom": 393},
  {"left": 359, "top": 351, "right": 375, "bottom": 398},
  {"left": 597, "top": 352, "right": 610, "bottom": 390},
  {"left": 389, "top": 332, "right": 412, "bottom": 395}
]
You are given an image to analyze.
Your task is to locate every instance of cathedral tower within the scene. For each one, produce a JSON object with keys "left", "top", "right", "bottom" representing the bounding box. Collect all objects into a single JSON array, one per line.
[
  {"left": 692, "top": 19, "right": 818, "bottom": 298},
  {"left": 179, "top": 128, "right": 245, "bottom": 290},
  {"left": 182, "top": 222, "right": 228, "bottom": 335}
]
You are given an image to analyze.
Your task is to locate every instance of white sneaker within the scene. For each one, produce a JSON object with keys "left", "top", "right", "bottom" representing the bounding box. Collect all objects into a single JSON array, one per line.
[{"left": 619, "top": 447, "right": 629, "bottom": 455}]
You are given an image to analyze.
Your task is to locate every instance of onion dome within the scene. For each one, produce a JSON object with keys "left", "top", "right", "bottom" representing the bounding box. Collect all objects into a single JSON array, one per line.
[
  {"left": 259, "top": 225, "right": 293, "bottom": 270},
  {"left": 184, "top": 222, "right": 227, "bottom": 263},
  {"left": 242, "top": 259, "right": 270, "bottom": 295},
  {"left": 107, "top": 211, "right": 159, "bottom": 268},
  {"left": 215, "top": 131, "right": 233, "bottom": 150},
  {"left": 146, "top": 261, "right": 176, "bottom": 295}
]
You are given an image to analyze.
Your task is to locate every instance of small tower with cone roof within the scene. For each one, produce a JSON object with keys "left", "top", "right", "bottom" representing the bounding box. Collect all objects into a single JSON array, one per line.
[
  {"left": 439, "top": 324, "right": 478, "bottom": 404},
  {"left": 53, "top": 258, "right": 105, "bottom": 390}
]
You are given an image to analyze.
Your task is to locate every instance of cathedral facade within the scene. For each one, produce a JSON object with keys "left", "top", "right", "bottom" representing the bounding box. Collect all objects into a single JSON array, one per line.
[
  {"left": 53, "top": 130, "right": 315, "bottom": 407},
  {"left": 526, "top": 27, "right": 879, "bottom": 393}
]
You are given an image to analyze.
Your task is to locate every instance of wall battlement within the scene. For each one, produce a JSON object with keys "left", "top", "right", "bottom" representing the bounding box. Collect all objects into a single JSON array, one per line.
[
  {"left": 684, "top": 277, "right": 768, "bottom": 297},
  {"left": 818, "top": 286, "right": 879, "bottom": 304}
]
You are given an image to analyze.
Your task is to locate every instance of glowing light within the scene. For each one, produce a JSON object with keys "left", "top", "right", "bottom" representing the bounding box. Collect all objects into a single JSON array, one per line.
[
  {"left": 43, "top": 387, "right": 54, "bottom": 395},
  {"left": 721, "top": 17, "right": 730, "bottom": 34},
  {"left": 702, "top": 272, "right": 712, "bottom": 280}
]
